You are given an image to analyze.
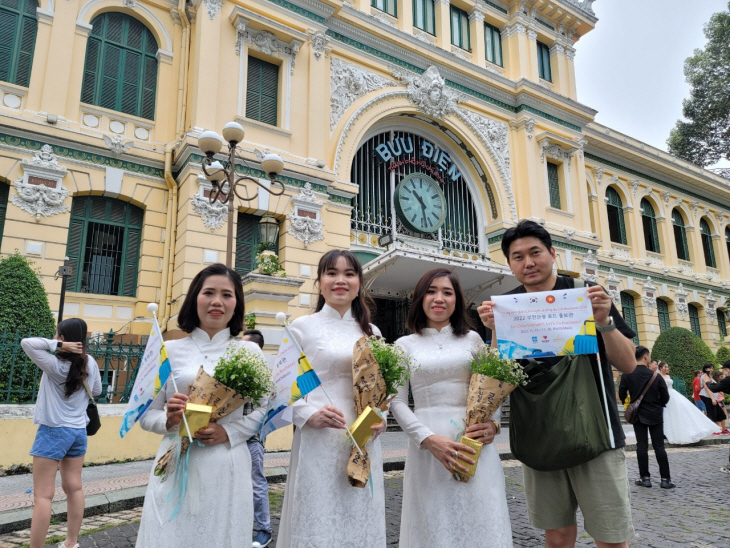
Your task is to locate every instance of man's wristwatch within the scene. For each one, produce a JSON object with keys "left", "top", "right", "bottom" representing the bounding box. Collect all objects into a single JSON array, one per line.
[{"left": 595, "top": 316, "right": 617, "bottom": 333}]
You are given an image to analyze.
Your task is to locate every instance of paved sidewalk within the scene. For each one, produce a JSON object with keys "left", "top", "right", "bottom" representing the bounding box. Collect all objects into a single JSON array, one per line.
[{"left": 2, "top": 445, "right": 729, "bottom": 547}]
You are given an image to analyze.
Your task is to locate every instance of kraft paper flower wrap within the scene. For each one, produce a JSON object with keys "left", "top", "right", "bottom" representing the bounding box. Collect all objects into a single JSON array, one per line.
[
  {"left": 347, "top": 336, "right": 412, "bottom": 488},
  {"left": 454, "top": 345, "right": 527, "bottom": 483},
  {"left": 154, "top": 344, "right": 273, "bottom": 479}
]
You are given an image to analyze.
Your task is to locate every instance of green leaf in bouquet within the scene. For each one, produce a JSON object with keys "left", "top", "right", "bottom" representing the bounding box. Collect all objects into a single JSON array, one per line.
[
  {"left": 366, "top": 336, "right": 414, "bottom": 396},
  {"left": 470, "top": 345, "right": 528, "bottom": 386}
]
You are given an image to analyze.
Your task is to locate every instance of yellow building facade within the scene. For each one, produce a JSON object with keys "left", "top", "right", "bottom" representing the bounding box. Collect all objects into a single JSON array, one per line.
[{"left": 1, "top": 0, "right": 729, "bottom": 356}]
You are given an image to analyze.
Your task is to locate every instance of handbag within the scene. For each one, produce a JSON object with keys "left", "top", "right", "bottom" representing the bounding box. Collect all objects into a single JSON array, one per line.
[
  {"left": 83, "top": 379, "right": 101, "bottom": 436},
  {"left": 509, "top": 354, "right": 611, "bottom": 471},
  {"left": 624, "top": 371, "right": 657, "bottom": 425}
]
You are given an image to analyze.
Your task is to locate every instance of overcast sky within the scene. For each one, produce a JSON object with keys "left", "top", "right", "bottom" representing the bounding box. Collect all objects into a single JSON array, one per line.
[{"left": 574, "top": 0, "right": 729, "bottom": 168}]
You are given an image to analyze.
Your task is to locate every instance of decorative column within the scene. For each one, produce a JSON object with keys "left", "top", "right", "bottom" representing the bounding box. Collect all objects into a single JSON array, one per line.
[
  {"left": 605, "top": 268, "right": 620, "bottom": 307},
  {"left": 501, "top": 21, "right": 532, "bottom": 81},
  {"left": 469, "top": 7, "right": 486, "bottom": 66},
  {"left": 434, "top": 0, "right": 452, "bottom": 49},
  {"left": 307, "top": 30, "right": 332, "bottom": 159},
  {"left": 580, "top": 249, "right": 599, "bottom": 283},
  {"left": 675, "top": 283, "right": 689, "bottom": 329},
  {"left": 640, "top": 276, "right": 658, "bottom": 346}
]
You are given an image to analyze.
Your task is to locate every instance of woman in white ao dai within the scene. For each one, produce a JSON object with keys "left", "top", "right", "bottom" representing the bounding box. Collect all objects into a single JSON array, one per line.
[
  {"left": 135, "top": 265, "right": 266, "bottom": 548},
  {"left": 391, "top": 269, "right": 513, "bottom": 547},
  {"left": 277, "top": 251, "right": 387, "bottom": 548}
]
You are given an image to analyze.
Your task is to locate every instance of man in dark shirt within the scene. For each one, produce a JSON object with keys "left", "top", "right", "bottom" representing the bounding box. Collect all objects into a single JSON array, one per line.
[
  {"left": 618, "top": 346, "right": 672, "bottom": 489},
  {"left": 705, "top": 361, "right": 730, "bottom": 474},
  {"left": 477, "top": 220, "right": 637, "bottom": 548}
]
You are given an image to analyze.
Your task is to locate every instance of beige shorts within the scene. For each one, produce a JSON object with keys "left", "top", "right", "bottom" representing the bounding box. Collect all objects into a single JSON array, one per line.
[{"left": 522, "top": 448, "right": 634, "bottom": 544}]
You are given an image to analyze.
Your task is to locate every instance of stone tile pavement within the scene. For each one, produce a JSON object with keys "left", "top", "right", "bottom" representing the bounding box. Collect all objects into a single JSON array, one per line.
[{"left": 2, "top": 445, "right": 729, "bottom": 547}]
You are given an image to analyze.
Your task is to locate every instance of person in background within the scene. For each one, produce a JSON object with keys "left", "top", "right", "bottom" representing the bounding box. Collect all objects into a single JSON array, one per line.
[
  {"left": 21, "top": 318, "right": 102, "bottom": 548},
  {"left": 712, "top": 370, "right": 728, "bottom": 434},
  {"left": 693, "top": 370, "right": 706, "bottom": 414},
  {"left": 700, "top": 363, "right": 725, "bottom": 430},
  {"left": 242, "top": 329, "right": 273, "bottom": 548},
  {"left": 705, "top": 362, "right": 730, "bottom": 473}
]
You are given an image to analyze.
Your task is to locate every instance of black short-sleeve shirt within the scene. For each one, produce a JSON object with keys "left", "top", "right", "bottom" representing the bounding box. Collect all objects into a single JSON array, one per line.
[{"left": 503, "top": 275, "right": 636, "bottom": 449}]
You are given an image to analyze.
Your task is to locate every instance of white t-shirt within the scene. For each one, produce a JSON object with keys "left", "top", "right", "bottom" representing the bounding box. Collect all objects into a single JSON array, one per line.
[{"left": 21, "top": 337, "right": 103, "bottom": 429}]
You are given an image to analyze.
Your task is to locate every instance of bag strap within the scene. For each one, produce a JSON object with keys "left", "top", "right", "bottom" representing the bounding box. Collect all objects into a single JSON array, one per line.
[
  {"left": 82, "top": 378, "right": 96, "bottom": 406},
  {"left": 633, "top": 370, "right": 658, "bottom": 406}
]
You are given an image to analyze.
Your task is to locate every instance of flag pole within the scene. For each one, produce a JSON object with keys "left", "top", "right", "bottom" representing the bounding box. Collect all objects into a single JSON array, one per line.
[
  {"left": 594, "top": 352, "right": 616, "bottom": 449},
  {"left": 275, "top": 313, "right": 364, "bottom": 456},
  {"left": 148, "top": 303, "right": 194, "bottom": 444}
]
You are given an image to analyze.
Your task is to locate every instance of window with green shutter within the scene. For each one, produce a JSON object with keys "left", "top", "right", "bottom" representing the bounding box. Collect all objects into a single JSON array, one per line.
[
  {"left": 537, "top": 41, "right": 552, "bottom": 82},
  {"left": 0, "top": 0, "right": 38, "bottom": 87},
  {"left": 484, "top": 22, "right": 502, "bottom": 66},
  {"left": 80, "top": 13, "right": 158, "bottom": 120},
  {"left": 547, "top": 161, "right": 561, "bottom": 209},
  {"left": 372, "top": 0, "right": 397, "bottom": 17},
  {"left": 689, "top": 303, "right": 701, "bottom": 338},
  {"left": 718, "top": 309, "right": 727, "bottom": 339},
  {"left": 657, "top": 298, "right": 671, "bottom": 333},
  {"left": 672, "top": 209, "right": 690, "bottom": 261},
  {"left": 606, "top": 187, "right": 627, "bottom": 245},
  {"left": 0, "top": 183, "right": 8, "bottom": 246},
  {"left": 65, "top": 196, "right": 143, "bottom": 297},
  {"left": 450, "top": 5, "right": 470, "bottom": 51},
  {"left": 235, "top": 213, "right": 260, "bottom": 276},
  {"left": 640, "top": 198, "right": 660, "bottom": 253},
  {"left": 620, "top": 291, "right": 639, "bottom": 345},
  {"left": 246, "top": 56, "right": 278, "bottom": 126},
  {"left": 726, "top": 228, "right": 730, "bottom": 266},
  {"left": 413, "top": 0, "right": 435, "bottom": 34},
  {"left": 700, "top": 218, "right": 716, "bottom": 268}
]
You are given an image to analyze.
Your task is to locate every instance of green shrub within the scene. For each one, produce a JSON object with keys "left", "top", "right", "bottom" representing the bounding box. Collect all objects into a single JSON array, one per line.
[
  {"left": 651, "top": 327, "right": 717, "bottom": 399},
  {"left": 0, "top": 253, "right": 56, "bottom": 402},
  {"left": 716, "top": 346, "right": 730, "bottom": 368}
]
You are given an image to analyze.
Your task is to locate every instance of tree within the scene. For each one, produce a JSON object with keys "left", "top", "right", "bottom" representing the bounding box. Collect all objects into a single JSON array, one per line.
[
  {"left": 0, "top": 253, "right": 56, "bottom": 402},
  {"left": 667, "top": 3, "right": 730, "bottom": 167},
  {"left": 717, "top": 345, "right": 730, "bottom": 366},
  {"left": 651, "top": 327, "right": 717, "bottom": 399}
]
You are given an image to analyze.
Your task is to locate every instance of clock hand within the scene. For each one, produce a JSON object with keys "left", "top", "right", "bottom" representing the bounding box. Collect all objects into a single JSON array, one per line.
[{"left": 414, "top": 193, "right": 427, "bottom": 209}]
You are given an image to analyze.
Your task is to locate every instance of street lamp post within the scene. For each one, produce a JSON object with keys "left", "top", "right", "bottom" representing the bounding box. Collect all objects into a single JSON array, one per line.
[
  {"left": 54, "top": 256, "right": 73, "bottom": 323},
  {"left": 198, "top": 122, "right": 286, "bottom": 268}
]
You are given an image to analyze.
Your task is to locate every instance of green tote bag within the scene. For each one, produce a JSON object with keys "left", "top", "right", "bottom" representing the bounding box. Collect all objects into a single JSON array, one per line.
[{"left": 509, "top": 354, "right": 611, "bottom": 471}]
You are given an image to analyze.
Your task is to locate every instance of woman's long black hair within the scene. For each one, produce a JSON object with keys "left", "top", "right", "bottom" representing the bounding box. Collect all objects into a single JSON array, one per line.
[
  {"left": 56, "top": 318, "right": 90, "bottom": 398},
  {"left": 406, "top": 268, "right": 473, "bottom": 336},
  {"left": 314, "top": 250, "right": 375, "bottom": 337}
]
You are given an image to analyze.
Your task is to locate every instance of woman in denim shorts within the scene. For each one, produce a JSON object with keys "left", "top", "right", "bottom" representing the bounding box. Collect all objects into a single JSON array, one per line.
[{"left": 21, "top": 318, "right": 102, "bottom": 548}]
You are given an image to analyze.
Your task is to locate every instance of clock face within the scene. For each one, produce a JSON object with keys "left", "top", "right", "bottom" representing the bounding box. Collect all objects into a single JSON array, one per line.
[{"left": 394, "top": 173, "right": 447, "bottom": 233}]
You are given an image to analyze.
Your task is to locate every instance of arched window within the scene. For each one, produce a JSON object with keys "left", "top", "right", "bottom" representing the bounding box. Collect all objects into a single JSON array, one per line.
[
  {"left": 0, "top": 0, "right": 38, "bottom": 87},
  {"left": 672, "top": 209, "right": 690, "bottom": 261},
  {"left": 0, "top": 182, "right": 8, "bottom": 246},
  {"left": 657, "top": 298, "right": 671, "bottom": 333},
  {"left": 620, "top": 292, "right": 639, "bottom": 344},
  {"left": 606, "top": 187, "right": 627, "bottom": 245},
  {"left": 640, "top": 198, "right": 660, "bottom": 253},
  {"left": 700, "top": 218, "right": 716, "bottom": 268},
  {"left": 65, "top": 196, "right": 143, "bottom": 296},
  {"left": 688, "top": 304, "right": 701, "bottom": 338},
  {"left": 80, "top": 13, "right": 158, "bottom": 120},
  {"left": 718, "top": 309, "right": 727, "bottom": 339}
]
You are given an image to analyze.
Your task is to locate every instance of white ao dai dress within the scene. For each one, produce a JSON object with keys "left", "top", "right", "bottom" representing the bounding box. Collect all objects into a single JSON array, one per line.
[
  {"left": 662, "top": 375, "right": 720, "bottom": 444},
  {"left": 276, "top": 304, "right": 386, "bottom": 548},
  {"left": 135, "top": 328, "right": 266, "bottom": 547},
  {"left": 391, "top": 327, "right": 513, "bottom": 548}
]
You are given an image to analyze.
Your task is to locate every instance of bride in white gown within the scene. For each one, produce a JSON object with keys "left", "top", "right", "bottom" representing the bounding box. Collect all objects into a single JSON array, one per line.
[
  {"left": 658, "top": 361, "right": 720, "bottom": 444},
  {"left": 276, "top": 250, "right": 386, "bottom": 548},
  {"left": 390, "top": 268, "right": 513, "bottom": 548}
]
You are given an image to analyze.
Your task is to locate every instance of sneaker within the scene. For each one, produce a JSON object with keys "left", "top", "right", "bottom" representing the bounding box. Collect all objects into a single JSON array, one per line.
[
  {"left": 722, "top": 430, "right": 730, "bottom": 435},
  {"left": 252, "top": 530, "right": 272, "bottom": 548},
  {"left": 660, "top": 478, "right": 676, "bottom": 489},
  {"left": 713, "top": 432, "right": 722, "bottom": 435},
  {"left": 635, "top": 477, "right": 651, "bottom": 488},
  {"left": 57, "top": 543, "right": 79, "bottom": 548},
  {"left": 720, "top": 465, "right": 730, "bottom": 474}
]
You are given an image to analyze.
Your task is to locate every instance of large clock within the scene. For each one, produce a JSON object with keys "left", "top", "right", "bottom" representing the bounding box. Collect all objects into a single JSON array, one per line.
[{"left": 394, "top": 173, "right": 447, "bottom": 233}]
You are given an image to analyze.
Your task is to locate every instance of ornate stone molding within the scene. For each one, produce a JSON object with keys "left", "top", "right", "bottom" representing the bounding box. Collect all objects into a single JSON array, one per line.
[
  {"left": 330, "top": 58, "right": 397, "bottom": 131},
  {"left": 287, "top": 183, "right": 324, "bottom": 247},
  {"left": 203, "top": 0, "right": 223, "bottom": 20},
  {"left": 706, "top": 290, "right": 717, "bottom": 324},
  {"left": 580, "top": 250, "right": 599, "bottom": 283},
  {"left": 236, "top": 25, "right": 302, "bottom": 75},
  {"left": 527, "top": 27, "right": 537, "bottom": 41},
  {"left": 308, "top": 29, "right": 331, "bottom": 60},
  {"left": 501, "top": 22, "right": 525, "bottom": 39},
  {"left": 592, "top": 167, "right": 604, "bottom": 185},
  {"left": 391, "top": 65, "right": 464, "bottom": 119},
  {"left": 103, "top": 134, "right": 133, "bottom": 157},
  {"left": 630, "top": 180, "right": 640, "bottom": 198},
  {"left": 371, "top": 11, "right": 397, "bottom": 28},
  {"left": 606, "top": 268, "right": 621, "bottom": 307},
  {"left": 193, "top": 175, "right": 228, "bottom": 231},
  {"left": 11, "top": 178, "right": 69, "bottom": 221},
  {"left": 549, "top": 44, "right": 565, "bottom": 57},
  {"left": 123, "top": 0, "right": 137, "bottom": 7},
  {"left": 662, "top": 191, "right": 671, "bottom": 206},
  {"left": 675, "top": 283, "right": 689, "bottom": 320},
  {"left": 564, "top": 0, "right": 596, "bottom": 17},
  {"left": 509, "top": 117, "right": 536, "bottom": 140},
  {"left": 642, "top": 276, "right": 657, "bottom": 315},
  {"left": 22, "top": 144, "right": 67, "bottom": 176}
]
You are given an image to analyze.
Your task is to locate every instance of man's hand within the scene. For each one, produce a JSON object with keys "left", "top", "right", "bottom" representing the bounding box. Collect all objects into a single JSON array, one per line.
[{"left": 587, "top": 285, "right": 612, "bottom": 326}]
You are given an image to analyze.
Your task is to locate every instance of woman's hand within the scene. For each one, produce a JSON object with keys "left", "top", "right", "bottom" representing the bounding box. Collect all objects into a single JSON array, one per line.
[
  {"left": 477, "top": 300, "right": 497, "bottom": 331},
  {"left": 194, "top": 422, "right": 229, "bottom": 445},
  {"left": 421, "top": 434, "right": 476, "bottom": 474},
  {"left": 165, "top": 393, "right": 189, "bottom": 430},
  {"left": 371, "top": 419, "right": 386, "bottom": 441},
  {"left": 465, "top": 421, "right": 497, "bottom": 445},
  {"left": 306, "top": 404, "right": 347, "bottom": 429},
  {"left": 59, "top": 341, "right": 83, "bottom": 354}
]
